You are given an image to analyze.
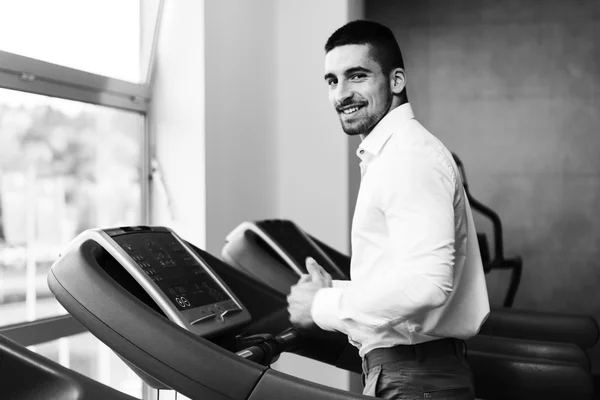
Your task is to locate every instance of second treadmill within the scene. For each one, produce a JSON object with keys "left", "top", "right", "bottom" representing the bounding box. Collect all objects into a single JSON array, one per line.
[{"left": 222, "top": 219, "right": 599, "bottom": 350}]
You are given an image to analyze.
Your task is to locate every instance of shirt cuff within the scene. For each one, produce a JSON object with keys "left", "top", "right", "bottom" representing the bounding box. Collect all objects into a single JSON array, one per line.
[
  {"left": 311, "top": 287, "right": 346, "bottom": 333},
  {"left": 332, "top": 280, "right": 351, "bottom": 289}
]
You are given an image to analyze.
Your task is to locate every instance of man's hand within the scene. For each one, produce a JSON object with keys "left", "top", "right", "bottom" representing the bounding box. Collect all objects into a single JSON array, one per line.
[{"left": 287, "top": 257, "right": 332, "bottom": 330}]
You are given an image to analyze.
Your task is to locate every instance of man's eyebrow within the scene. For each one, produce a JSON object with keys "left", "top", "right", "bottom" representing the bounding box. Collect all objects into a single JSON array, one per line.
[
  {"left": 345, "top": 67, "right": 371, "bottom": 75},
  {"left": 324, "top": 67, "right": 372, "bottom": 81}
]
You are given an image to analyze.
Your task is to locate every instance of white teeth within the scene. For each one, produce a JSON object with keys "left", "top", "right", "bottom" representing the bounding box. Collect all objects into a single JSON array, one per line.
[{"left": 343, "top": 106, "right": 360, "bottom": 114}]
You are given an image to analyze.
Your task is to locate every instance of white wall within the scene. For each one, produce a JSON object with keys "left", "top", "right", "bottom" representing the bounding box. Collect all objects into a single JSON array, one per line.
[
  {"left": 204, "top": 0, "right": 278, "bottom": 255},
  {"left": 203, "top": 0, "right": 359, "bottom": 390},
  {"left": 269, "top": 0, "right": 361, "bottom": 390},
  {"left": 273, "top": 2, "right": 350, "bottom": 252},
  {"left": 149, "top": 0, "right": 206, "bottom": 247},
  {"left": 203, "top": 0, "right": 363, "bottom": 255}
]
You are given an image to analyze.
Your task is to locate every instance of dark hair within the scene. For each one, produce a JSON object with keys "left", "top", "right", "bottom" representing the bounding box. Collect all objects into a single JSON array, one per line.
[{"left": 324, "top": 20, "right": 404, "bottom": 75}]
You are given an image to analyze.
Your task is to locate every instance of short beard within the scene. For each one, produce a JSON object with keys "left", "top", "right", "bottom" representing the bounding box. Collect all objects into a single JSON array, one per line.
[
  {"left": 340, "top": 113, "right": 379, "bottom": 136},
  {"left": 339, "top": 94, "right": 393, "bottom": 136}
]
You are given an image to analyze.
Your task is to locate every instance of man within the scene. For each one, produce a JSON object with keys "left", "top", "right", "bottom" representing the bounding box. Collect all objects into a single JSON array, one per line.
[{"left": 287, "top": 20, "right": 490, "bottom": 400}]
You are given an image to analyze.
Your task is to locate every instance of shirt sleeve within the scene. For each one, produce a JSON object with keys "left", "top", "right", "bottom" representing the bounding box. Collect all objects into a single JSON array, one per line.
[{"left": 311, "top": 147, "right": 457, "bottom": 333}]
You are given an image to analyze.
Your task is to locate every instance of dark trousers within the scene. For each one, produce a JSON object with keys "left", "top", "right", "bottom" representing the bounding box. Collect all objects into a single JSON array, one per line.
[{"left": 362, "top": 338, "right": 474, "bottom": 400}]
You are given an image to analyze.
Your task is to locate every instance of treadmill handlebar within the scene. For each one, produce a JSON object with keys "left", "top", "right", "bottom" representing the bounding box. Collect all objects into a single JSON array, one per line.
[{"left": 236, "top": 328, "right": 300, "bottom": 365}]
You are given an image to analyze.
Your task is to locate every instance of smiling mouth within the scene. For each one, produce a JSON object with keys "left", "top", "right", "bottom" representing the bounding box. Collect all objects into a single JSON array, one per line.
[{"left": 338, "top": 104, "right": 365, "bottom": 115}]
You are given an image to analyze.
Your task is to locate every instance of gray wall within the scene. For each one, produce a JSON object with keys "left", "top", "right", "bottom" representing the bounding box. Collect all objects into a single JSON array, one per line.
[{"left": 366, "top": 0, "right": 600, "bottom": 370}]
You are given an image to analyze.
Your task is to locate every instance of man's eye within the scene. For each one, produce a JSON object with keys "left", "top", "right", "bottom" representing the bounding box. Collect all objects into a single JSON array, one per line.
[
  {"left": 350, "top": 74, "right": 365, "bottom": 80},
  {"left": 327, "top": 79, "right": 337, "bottom": 86}
]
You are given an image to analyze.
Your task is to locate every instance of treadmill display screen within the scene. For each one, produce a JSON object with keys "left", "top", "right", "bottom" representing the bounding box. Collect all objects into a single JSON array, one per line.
[{"left": 112, "top": 232, "right": 231, "bottom": 311}]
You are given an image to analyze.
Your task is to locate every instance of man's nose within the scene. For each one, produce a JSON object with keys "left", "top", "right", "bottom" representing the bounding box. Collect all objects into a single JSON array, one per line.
[{"left": 333, "top": 81, "right": 352, "bottom": 106}]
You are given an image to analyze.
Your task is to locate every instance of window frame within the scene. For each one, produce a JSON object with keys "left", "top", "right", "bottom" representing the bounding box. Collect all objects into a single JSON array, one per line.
[
  {"left": 0, "top": 315, "right": 86, "bottom": 346},
  {"left": 0, "top": 51, "right": 148, "bottom": 113}
]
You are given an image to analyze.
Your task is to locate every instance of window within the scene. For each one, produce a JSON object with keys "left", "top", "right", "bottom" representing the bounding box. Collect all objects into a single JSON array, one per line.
[
  {"left": 0, "top": 0, "right": 161, "bottom": 83},
  {"left": 0, "top": 88, "right": 144, "bottom": 326},
  {"left": 0, "top": 1, "right": 162, "bottom": 398}
]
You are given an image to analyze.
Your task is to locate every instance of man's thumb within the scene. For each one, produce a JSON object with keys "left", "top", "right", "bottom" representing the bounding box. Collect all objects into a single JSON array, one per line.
[{"left": 306, "top": 257, "right": 321, "bottom": 280}]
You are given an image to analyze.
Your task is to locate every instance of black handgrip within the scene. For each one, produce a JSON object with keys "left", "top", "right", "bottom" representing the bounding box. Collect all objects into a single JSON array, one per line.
[{"left": 236, "top": 328, "right": 300, "bottom": 365}]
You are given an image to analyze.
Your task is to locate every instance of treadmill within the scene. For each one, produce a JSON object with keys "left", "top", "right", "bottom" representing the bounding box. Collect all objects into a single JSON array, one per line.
[
  {"left": 222, "top": 219, "right": 599, "bottom": 350},
  {"left": 0, "top": 333, "right": 138, "bottom": 399},
  {"left": 47, "top": 226, "right": 593, "bottom": 399}
]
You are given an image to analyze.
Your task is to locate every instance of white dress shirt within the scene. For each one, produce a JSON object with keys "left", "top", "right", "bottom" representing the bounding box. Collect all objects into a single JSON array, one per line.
[{"left": 311, "top": 103, "right": 490, "bottom": 357}]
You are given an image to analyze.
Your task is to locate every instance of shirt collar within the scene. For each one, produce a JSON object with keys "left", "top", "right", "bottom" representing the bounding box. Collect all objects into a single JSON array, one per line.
[{"left": 356, "top": 103, "right": 415, "bottom": 161}]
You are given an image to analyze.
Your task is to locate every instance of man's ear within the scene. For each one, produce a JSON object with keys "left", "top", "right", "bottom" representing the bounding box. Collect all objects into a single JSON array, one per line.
[{"left": 390, "top": 68, "right": 406, "bottom": 95}]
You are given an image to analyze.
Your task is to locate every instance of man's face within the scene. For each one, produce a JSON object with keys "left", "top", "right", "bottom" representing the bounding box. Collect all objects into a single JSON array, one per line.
[{"left": 324, "top": 44, "right": 393, "bottom": 136}]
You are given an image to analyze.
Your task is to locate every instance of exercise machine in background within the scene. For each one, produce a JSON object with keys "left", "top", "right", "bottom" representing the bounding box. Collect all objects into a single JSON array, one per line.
[
  {"left": 222, "top": 219, "right": 598, "bottom": 351},
  {"left": 451, "top": 153, "right": 522, "bottom": 308}
]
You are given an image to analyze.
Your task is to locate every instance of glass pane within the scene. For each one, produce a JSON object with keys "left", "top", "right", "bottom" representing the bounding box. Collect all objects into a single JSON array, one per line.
[
  {"left": 0, "top": 0, "right": 161, "bottom": 83},
  {"left": 0, "top": 88, "right": 144, "bottom": 326},
  {"left": 28, "top": 332, "right": 143, "bottom": 398}
]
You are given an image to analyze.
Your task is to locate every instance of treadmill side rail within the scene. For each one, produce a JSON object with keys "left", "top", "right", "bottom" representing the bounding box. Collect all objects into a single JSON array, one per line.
[{"left": 0, "top": 333, "right": 139, "bottom": 400}]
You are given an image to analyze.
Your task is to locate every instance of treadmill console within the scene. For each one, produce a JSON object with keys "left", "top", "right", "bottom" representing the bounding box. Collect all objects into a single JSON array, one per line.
[{"left": 66, "top": 226, "right": 250, "bottom": 336}]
